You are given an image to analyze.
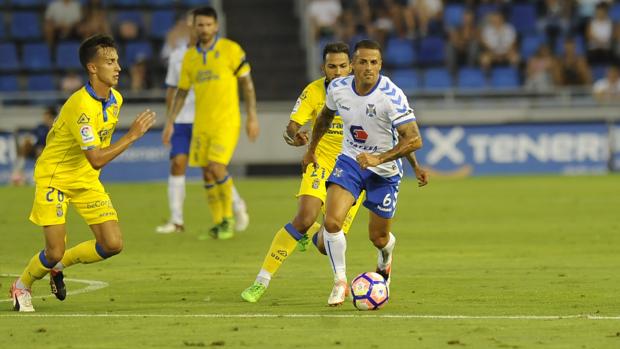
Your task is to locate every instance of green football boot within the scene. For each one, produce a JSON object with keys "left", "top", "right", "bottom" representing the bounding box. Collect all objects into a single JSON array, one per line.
[
  {"left": 241, "top": 282, "right": 267, "bottom": 303},
  {"left": 217, "top": 218, "right": 235, "bottom": 240},
  {"left": 297, "top": 234, "right": 310, "bottom": 252}
]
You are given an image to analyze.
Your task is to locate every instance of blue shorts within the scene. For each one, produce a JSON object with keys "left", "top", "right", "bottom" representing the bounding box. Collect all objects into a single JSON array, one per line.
[
  {"left": 170, "top": 123, "right": 193, "bottom": 158},
  {"left": 326, "top": 155, "right": 401, "bottom": 219}
]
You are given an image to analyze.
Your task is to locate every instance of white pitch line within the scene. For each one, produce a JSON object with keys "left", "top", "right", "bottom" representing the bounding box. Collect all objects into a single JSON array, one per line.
[
  {"left": 0, "top": 313, "right": 619, "bottom": 320},
  {"left": 0, "top": 273, "right": 108, "bottom": 303}
]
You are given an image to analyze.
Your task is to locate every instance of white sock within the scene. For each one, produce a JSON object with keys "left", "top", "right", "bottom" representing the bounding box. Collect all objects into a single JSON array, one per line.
[
  {"left": 232, "top": 185, "right": 246, "bottom": 213},
  {"left": 15, "top": 278, "right": 27, "bottom": 290},
  {"left": 53, "top": 262, "right": 65, "bottom": 271},
  {"left": 168, "top": 175, "right": 186, "bottom": 225},
  {"left": 256, "top": 268, "right": 271, "bottom": 287},
  {"left": 323, "top": 228, "right": 347, "bottom": 282},
  {"left": 377, "top": 232, "right": 396, "bottom": 270}
]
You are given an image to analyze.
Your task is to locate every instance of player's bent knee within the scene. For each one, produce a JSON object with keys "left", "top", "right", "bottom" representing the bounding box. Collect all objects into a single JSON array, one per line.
[
  {"left": 291, "top": 215, "right": 316, "bottom": 233},
  {"left": 100, "top": 239, "right": 123, "bottom": 256},
  {"left": 45, "top": 248, "right": 65, "bottom": 264},
  {"left": 323, "top": 219, "right": 343, "bottom": 234}
]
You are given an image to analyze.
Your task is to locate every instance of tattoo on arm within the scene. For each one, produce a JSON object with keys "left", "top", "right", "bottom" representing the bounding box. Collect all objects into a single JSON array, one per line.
[
  {"left": 167, "top": 89, "right": 188, "bottom": 123},
  {"left": 378, "top": 121, "right": 423, "bottom": 163},
  {"left": 239, "top": 74, "right": 257, "bottom": 119},
  {"left": 308, "top": 107, "right": 335, "bottom": 152}
]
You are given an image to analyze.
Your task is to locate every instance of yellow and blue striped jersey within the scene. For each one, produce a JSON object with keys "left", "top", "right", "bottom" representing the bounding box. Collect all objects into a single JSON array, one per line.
[
  {"left": 290, "top": 77, "right": 344, "bottom": 167},
  {"left": 178, "top": 37, "right": 250, "bottom": 133},
  {"left": 34, "top": 83, "right": 122, "bottom": 190}
]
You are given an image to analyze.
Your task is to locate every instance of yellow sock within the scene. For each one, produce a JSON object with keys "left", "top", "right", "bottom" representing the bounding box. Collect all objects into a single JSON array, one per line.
[
  {"left": 19, "top": 251, "right": 53, "bottom": 288},
  {"left": 205, "top": 182, "right": 223, "bottom": 224},
  {"left": 260, "top": 224, "right": 303, "bottom": 276},
  {"left": 307, "top": 222, "right": 322, "bottom": 236},
  {"left": 217, "top": 175, "right": 234, "bottom": 219},
  {"left": 60, "top": 240, "right": 105, "bottom": 268}
]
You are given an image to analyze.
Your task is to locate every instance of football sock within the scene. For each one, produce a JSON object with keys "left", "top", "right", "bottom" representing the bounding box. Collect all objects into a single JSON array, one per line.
[
  {"left": 259, "top": 223, "right": 303, "bottom": 277},
  {"left": 256, "top": 269, "right": 271, "bottom": 287},
  {"left": 217, "top": 175, "right": 234, "bottom": 219},
  {"left": 18, "top": 250, "right": 54, "bottom": 288},
  {"left": 377, "top": 232, "right": 396, "bottom": 270},
  {"left": 168, "top": 175, "right": 186, "bottom": 225},
  {"left": 56, "top": 240, "right": 109, "bottom": 270},
  {"left": 205, "top": 182, "right": 223, "bottom": 224},
  {"left": 323, "top": 228, "right": 347, "bottom": 281},
  {"left": 307, "top": 221, "right": 322, "bottom": 237},
  {"left": 232, "top": 185, "right": 245, "bottom": 213}
]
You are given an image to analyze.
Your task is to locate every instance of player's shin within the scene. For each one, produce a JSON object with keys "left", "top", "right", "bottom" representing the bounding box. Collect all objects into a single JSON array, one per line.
[
  {"left": 168, "top": 175, "right": 186, "bottom": 225},
  {"left": 56, "top": 240, "right": 111, "bottom": 269},
  {"left": 259, "top": 223, "right": 304, "bottom": 282},
  {"left": 217, "top": 175, "right": 234, "bottom": 220},
  {"left": 376, "top": 232, "right": 395, "bottom": 284},
  {"left": 205, "top": 182, "right": 223, "bottom": 224},
  {"left": 323, "top": 228, "right": 347, "bottom": 282},
  {"left": 18, "top": 250, "right": 55, "bottom": 288}
]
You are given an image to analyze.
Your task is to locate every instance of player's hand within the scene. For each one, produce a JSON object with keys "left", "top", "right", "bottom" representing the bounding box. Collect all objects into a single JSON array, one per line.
[
  {"left": 246, "top": 117, "right": 260, "bottom": 142},
  {"left": 302, "top": 150, "right": 318, "bottom": 173},
  {"left": 414, "top": 165, "right": 429, "bottom": 187},
  {"left": 356, "top": 153, "right": 381, "bottom": 169},
  {"left": 128, "top": 109, "right": 156, "bottom": 141},
  {"left": 162, "top": 121, "right": 174, "bottom": 146},
  {"left": 284, "top": 130, "right": 309, "bottom": 146}
]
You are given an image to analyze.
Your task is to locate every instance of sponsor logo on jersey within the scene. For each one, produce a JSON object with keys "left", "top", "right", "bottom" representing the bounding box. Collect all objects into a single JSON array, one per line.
[
  {"left": 77, "top": 113, "right": 90, "bottom": 124},
  {"left": 80, "top": 125, "right": 95, "bottom": 143},
  {"left": 333, "top": 168, "right": 343, "bottom": 177},
  {"left": 350, "top": 125, "right": 368, "bottom": 143},
  {"left": 366, "top": 104, "right": 376, "bottom": 118},
  {"left": 196, "top": 69, "right": 220, "bottom": 82}
]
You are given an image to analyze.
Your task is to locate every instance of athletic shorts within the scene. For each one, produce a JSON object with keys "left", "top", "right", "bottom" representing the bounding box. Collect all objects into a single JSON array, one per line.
[
  {"left": 326, "top": 155, "right": 401, "bottom": 219},
  {"left": 170, "top": 123, "right": 193, "bottom": 158},
  {"left": 189, "top": 126, "right": 240, "bottom": 167}
]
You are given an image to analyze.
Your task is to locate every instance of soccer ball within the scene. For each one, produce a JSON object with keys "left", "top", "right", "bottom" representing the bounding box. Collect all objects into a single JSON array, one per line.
[{"left": 350, "top": 272, "right": 389, "bottom": 310}]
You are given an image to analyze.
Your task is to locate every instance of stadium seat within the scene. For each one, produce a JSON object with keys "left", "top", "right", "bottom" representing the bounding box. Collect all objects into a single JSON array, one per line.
[
  {"left": 384, "top": 37, "right": 415, "bottom": 68},
  {"left": 610, "top": 3, "right": 620, "bottom": 23},
  {"left": 124, "top": 41, "right": 153, "bottom": 65},
  {"left": 0, "top": 43, "right": 19, "bottom": 71},
  {"left": 115, "top": 11, "right": 144, "bottom": 31},
  {"left": 592, "top": 65, "right": 609, "bottom": 82},
  {"left": 22, "top": 43, "right": 52, "bottom": 71},
  {"left": 509, "top": 4, "right": 537, "bottom": 34},
  {"left": 476, "top": 3, "right": 499, "bottom": 21},
  {"left": 443, "top": 4, "right": 465, "bottom": 29},
  {"left": 490, "top": 67, "right": 520, "bottom": 89},
  {"left": 390, "top": 69, "right": 419, "bottom": 92},
  {"left": 418, "top": 36, "right": 445, "bottom": 66},
  {"left": 422, "top": 67, "right": 453, "bottom": 90},
  {"left": 150, "top": 10, "right": 175, "bottom": 39},
  {"left": 520, "top": 34, "right": 545, "bottom": 60},
  {"left": 11, "top": 0, "right": 44, "bottom": 7},
  {"left": 150, "top": 0, "right": 176, "bottom": 6},
  {"left": 55, "top": 41, "right": 82, "bottom": 70},
  {"left": 10, "top": 12, "right": 42, "bottom": 40},
  {"left": 0, "top": 75, "right": 19, "bottom": 92},
  {"left": 554, "top": 35, "right": 586, "bottom": 56},
  {"left": 457, "top": 67, "right": 487, "bottom": 89},
  {"left": 27, "top": 74, "right": 55, "bottom": 91},
  {"left": 182, "top": 0, "right": 210, "bottom": 6},
  {"left": 108, "top": 0, "right": 141, "bottom": 7}
]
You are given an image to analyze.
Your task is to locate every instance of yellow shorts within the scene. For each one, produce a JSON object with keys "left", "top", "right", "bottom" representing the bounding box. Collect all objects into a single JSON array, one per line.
[
  {"left": 29, "top": 184, "right": 118, "bottom": 226},
  {"left": 297, "top": 158, "right": 364, "bottom": 234},
  {"left": 189, "top": 127, "right": 240, "bottom": 167}
]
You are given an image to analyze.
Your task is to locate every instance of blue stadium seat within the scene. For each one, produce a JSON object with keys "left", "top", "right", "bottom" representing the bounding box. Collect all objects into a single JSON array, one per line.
[
  {"left": 108, "top": 0, "right": 140, "bottom": 7},
  {"left": 124, "top": 41, "right": 153, "bottom": 65},
  {"left": 520, "top": 34, "right": 545, "bottom": 60},
  {"left": 443, "top": 4, "right": 465, "bottom": 29},
  {"left": 554, "top": 36, "right": 586, "bottom": 56},
  {"left": 116, "top": 11, "right": 144, "bottom": 30},
  {"left": 457, "top": 67, "right": 486, "bottom": 89},
  {"left": 150, "top": 0, "right": 175, "bottom": 6},
  {"left": 476, "top": 3, "right": 499, "bottom": 21},
  {"left": 150, "top": 10, "right": 175, "bottom": 39},
  {"left": 55, "top": 41, "right": 82, "bottom": 70},
  {"left": 610, "top": 3, "right": 620, "bottom": 23},
  {"left": 27, "top": 74, "right": 55, "bottom": 91},
  {"left": 422, "top": 68, "right": 452, "bottom": 90},
  {"left": 490, "top": 67, "right": 520, "bottom": 89},
  {"left": 418, "top": 36, "right": 445, "bottom": 66},
  {"left": 11, "top": 0, "right": 44, "bottom": 7},
  {"left": 10, "top": 12, "right": 42, "bottom": 40},
  {"left": 384, "top": 37, "right": 415, "bottom": 68},
  {"left": 509, "top": 4, "right": 537, "bottom": 34},
  {"left": 0, "top": 75, "right": 19, "bottom": 92},
  {"left": 22, "top": 43, "right": 52, "bottom": 71},
  {"left": 592, "top": 65, "right": 609, "bottom": 82},
  {"left": 182, "top": 0, "right": 210, "bottom": 6},
  {"left": 0, "top": 43, "right": 19, "bottom": 71},
  {"left": 390, "top": 69, "right": 419, "bottom": 92}
]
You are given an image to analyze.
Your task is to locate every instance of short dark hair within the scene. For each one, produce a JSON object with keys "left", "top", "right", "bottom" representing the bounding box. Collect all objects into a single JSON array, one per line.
[
  {"left": 79, "top": 34, "right": 117, "bottom": 70},
  {"left": 193, "top": 6, "right": 218, "bottom": 21},
  {"left": 353, "top": 39, "right": 382, "bottom": 58},
  {"left": 322, "top": 42, "right": 350, "bottom": 61}
]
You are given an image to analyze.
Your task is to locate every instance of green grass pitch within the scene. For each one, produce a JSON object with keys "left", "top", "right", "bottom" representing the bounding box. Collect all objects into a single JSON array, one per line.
[{"left": 1, "top": 175, "right": 619, "bottom": 348}]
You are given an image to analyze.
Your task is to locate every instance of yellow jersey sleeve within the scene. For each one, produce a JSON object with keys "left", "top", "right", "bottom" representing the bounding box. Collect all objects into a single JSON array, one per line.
[
  {"left": 290, "top": 84, "right": 318, "bottom": 126},
  {"left": 178, "top": 52, "right": 193, "bottom": 90},
  {"left": 230, "top": 42, "right": 251, "bottom": 77},
  {"left": 66, "top": 101, "right": 101, "bottom": 150}
]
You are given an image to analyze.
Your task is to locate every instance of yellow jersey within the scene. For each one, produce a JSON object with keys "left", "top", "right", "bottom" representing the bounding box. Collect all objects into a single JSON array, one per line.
[
  {"left": 34, "top": 83, "right": 122, "bottom": 190},
  {"left": 290, "top": 77, "right": 343, "bottom": 167},
  {"left": 178, "top": 37, "right": 250, "bottom": 133}
]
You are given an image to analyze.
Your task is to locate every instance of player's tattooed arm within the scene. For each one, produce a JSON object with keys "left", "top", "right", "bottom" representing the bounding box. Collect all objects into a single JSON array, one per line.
[
  {"left": 162, "top": 88, "right": 188, "bottom": 146},
  {"left": 357, "top": 120, "right": 422, "bottom": 169},
  {"left": 239, "top": 74, "right": 259, "bottom": 142},
  {"left": 302, "top": 106, "right": 335, "bottom": 171},
  {"left": 284, "top": 121, "right": 309, "bottom": 146}
]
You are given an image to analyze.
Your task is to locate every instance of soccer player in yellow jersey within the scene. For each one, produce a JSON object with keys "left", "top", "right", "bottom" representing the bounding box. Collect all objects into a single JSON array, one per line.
[
  {"left": 9, "top": 34, "right": 156, "bottom": 312},
  {"left": 241, "top": 42, "right": 429, "bottom": 303},
  {"left": 163, "top": 6, "right": 259, "bottom": 240}
]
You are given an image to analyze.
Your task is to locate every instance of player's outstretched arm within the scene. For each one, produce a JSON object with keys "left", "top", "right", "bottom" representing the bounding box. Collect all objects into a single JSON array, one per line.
[
  {"left": 356, "top": 120, "right": 422, "bottom": 169},
  {"left": 84, "top": 109, "right": 156, "bottom": 170},
  {"left": 405, "top": 152, "right": 429, "bottom": 187},
  {"left": 303, "top": 106, "right": 335, "bottom": 171},
  {"left": 239, "top": 74, "right": 260, "bottom": 142},
  {"left": 162, "top": 88, "right": 188, "bottom": 146},
  {"left": 283, "top": 120, "right": 309, "bottom": 146}
]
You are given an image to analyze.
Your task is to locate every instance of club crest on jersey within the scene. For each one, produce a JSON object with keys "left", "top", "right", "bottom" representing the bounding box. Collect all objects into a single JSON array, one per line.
[
  {"left": 312, "top": 178, "right": 320, "bottom": 189},
  {"left": 56, "top": 204, "right": 63, "bottom": 217},
  {"left": 80, "top": 125, "right": 95, "bottom": 143},
  {"left": 350, "top": 125, "right": 368, "bottom": 143},
  {"left": 366, "top": 104, "right": 376, "bottom": 118}
]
